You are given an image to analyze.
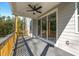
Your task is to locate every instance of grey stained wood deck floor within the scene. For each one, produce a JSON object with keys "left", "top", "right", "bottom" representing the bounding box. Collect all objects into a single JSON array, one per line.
[{"left": 13, "top": 36, "right": 55, "bottom": 56}]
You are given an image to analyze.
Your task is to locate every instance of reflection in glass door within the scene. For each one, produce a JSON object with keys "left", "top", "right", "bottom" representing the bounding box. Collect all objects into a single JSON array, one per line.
[
  {"left": 42, "top": 17, "right": 47, "bottom": 39},
  {"left": 48, "top": 12, "right": 56, "bottom": 43},
  {"left": 38, "top": 19, "right": 41, "bottom": 37}
]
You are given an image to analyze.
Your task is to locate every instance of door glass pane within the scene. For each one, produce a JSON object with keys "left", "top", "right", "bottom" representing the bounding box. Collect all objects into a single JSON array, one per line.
[
  {"left": 42, "top": 17, "right": 47, "bottom": 39},
  {"left": 48, "top": 12, "right": 56, "bottom": 43},
  {"left": 38, "top": 19, "right": 41, "bottom": 37}
]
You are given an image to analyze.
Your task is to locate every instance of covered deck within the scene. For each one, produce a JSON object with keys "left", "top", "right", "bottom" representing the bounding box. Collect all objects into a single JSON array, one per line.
[{"left": 0, "top": 2, "right": 60, "bottom": 56}]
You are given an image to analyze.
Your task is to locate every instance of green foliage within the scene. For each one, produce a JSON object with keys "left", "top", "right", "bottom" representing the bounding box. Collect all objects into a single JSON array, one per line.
[
  {"left": 0, "top": 16, "right": 14, "bottom": 37},
  {"left": 18, "top": 18, "right": 26, "bottom": 35},
  {"left": 0, "top": 15, "right": 25, "bottom": 37}
]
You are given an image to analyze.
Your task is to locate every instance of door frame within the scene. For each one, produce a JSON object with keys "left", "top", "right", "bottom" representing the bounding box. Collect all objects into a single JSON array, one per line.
[{"left": 38, "top": 8, "right": 58, "bottom": 43}]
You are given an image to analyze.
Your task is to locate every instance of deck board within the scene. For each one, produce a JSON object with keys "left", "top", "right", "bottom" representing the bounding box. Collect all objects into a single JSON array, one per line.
[{"left": 13, "top": 37, "right": 55, "bottom": 56}]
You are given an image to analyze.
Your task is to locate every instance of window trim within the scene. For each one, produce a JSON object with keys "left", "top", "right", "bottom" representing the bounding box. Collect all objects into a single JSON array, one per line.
[{"left": 75, "top": 2, "right": 79, "bottom": 33}]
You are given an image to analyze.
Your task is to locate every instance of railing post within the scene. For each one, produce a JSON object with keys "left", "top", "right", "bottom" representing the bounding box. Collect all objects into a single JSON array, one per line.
[
  {"left": 15, "top": 15, "right": 19, "bottom": 40},
  {"left": 0, "top": 45, "right": 1, "bottom": 56}
]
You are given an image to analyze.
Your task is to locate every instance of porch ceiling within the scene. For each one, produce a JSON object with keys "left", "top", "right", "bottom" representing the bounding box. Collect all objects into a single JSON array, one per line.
[{"left": 10, "top": 2, "right": 60, "bottom": 19}]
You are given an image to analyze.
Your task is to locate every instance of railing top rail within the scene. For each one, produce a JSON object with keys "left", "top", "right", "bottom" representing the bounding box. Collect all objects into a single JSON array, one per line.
[{"left": 0, "top": 32, "right": 15, "bottom": 45}]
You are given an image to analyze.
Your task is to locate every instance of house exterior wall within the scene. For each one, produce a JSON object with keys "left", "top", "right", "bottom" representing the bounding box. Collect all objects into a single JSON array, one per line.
[
  {"left": 55, "top": 2, "right": 79, "bottom": 56},
  {"left": 32, "top": 19, "right": 38, "bottom": 37},
  {"left": 31, "top": 2, "right": 79, "bottom": 56}
]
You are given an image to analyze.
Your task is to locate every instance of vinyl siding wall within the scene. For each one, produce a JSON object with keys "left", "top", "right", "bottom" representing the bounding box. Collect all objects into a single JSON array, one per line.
[
  {"left": 55, "top": 2, "right": 79, "bottom": 56},
  {"left": 32, "top": 2, "right": 79, "bottom": 56}
]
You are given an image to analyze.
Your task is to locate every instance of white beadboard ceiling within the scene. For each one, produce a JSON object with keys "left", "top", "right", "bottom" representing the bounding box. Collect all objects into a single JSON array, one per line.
[{"left": 10, "top": 2, "right": 60, "bottom": 19}]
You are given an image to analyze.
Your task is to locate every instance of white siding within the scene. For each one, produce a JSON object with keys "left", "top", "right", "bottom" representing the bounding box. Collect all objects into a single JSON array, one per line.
[{"left": 55, "top": 3, "right": 79, "bottom": 55}]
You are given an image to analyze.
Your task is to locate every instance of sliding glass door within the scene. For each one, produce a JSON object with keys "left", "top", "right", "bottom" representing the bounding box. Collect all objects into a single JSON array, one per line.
[
  {"left": 38, "top": 19, "right": 41, "bottom": 37},
  {"left": 48, "top": 12, "right": 56, "bottom": 42},
  {"left": 38, "top": 11, "right": 56, "bottom": 43},
  {"left": 42, "top": 17, "right": 47, "bottom": 39}
]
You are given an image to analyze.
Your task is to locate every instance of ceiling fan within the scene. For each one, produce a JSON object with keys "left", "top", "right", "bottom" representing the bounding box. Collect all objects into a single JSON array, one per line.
[{"left": 26, "top": 4, "right": 42, "bottom": 15}]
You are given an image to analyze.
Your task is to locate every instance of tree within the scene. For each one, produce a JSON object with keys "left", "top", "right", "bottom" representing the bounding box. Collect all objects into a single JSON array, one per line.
[
  {"left": 0, "top": 16, "right": 14, "bottom": 37},
  {"left": 0, "top": 16, "right": 25, "bottom": 37}
]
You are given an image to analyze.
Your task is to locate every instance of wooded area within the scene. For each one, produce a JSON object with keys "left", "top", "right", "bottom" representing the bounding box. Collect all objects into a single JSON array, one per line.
[{"left": 0, "top": 16, "right": 24, "bottom": 37}]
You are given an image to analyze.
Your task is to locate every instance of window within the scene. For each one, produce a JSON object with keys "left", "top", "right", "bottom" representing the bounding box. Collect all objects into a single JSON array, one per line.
[
  {"left": 42, "top": 17, "right": 47, "bottom": 39},
  {"left": 75, "top": 2, "right": 79, "bottom": 33}
]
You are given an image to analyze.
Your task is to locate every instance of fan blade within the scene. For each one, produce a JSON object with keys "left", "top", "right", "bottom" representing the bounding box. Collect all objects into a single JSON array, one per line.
[
  {"left": 36, "top": 6, "right": 42, "bottom": 10},
  {"left": 27, "top": 10, "right": 34, "bottom": 11},
  {"left": 28, "top": 4, "right": 34, "bottom": 9},
  {"left": 36, "top": 10, "right": 42, "bottom": 13},
  {"left": 34, "top": 5, "right": 36, "bottom": 9}
]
